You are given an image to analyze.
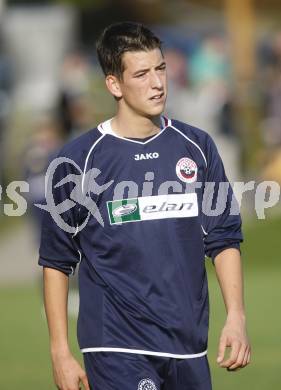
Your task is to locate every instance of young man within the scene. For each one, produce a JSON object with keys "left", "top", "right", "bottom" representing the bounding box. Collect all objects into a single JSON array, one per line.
[{"left": 38, "top": 22, "right": 251, "bottom": 390}]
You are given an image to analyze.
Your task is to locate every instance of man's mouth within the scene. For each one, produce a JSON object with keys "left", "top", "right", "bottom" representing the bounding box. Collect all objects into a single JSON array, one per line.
[{"left": 150, "top": 92, "right": 164, "bottom": 100}]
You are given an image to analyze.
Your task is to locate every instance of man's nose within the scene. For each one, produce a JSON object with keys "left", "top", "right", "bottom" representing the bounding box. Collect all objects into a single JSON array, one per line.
[{"left": 150, "top": 71, "right": 163, "bottom": 89}]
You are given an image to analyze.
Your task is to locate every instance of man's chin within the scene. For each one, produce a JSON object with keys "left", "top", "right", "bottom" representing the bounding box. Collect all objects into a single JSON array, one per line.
[{"left": 146, "top": 104, "right": 166, "bottom": 117}]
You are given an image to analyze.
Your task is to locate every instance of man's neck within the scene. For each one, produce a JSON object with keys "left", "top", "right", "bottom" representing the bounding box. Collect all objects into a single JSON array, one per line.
[{"left": 111, "top": 112, "right": 162, "bottom": 139}]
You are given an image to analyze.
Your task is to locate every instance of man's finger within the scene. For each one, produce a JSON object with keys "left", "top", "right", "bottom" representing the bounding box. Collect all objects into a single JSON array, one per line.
[
  {"left": 242, "top": 346, "right": 250, "bottom": 367},
  {"left": 217, "top": 337, "right": 227, "bottom": 363},
  {"left": 247, "top": 350, "right": 251, "bottom": 364},
  {"left": 228, "top": 344, "right": 247, "bottom": 370},
  {"left": 80, "top": 372, "right": 91, "bottom": 390},
  {"left": 220, "top": 340, "right": 241, "bottom": 367}
]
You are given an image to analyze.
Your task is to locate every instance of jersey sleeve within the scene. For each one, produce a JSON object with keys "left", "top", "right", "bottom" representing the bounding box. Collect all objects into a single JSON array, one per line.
[
  {"left": 202, "top": 135, "right": 243, "bottom": 264},
  {"left": 38, "top": 151, "right": 81, "bottom": 276}
]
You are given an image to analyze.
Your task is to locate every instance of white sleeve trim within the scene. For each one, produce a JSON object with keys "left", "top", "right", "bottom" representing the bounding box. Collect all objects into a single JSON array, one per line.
[
  {"left": 82, "top": 133, "right": 106, "bottom": 194},
  {"left": 80, "top": 347, "right": 207, "bottom": 359}
]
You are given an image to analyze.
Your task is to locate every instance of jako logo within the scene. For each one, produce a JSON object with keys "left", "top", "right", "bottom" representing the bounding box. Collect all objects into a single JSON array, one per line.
[
  {"left": 134, "top": 152, "right": 159, "bottom": 161},
  {"left": 137, "top": 378, "right": 158, "bottom": 390}
]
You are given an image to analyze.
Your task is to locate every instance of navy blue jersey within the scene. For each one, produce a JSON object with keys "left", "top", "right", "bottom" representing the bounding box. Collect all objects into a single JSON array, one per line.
[{"left": 38, "top": 117, "right": 243, "bottom": 359}]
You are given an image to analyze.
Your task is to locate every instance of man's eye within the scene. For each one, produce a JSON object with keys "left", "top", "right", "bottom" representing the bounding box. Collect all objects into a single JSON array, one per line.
[{"left": 135, "top": 73, "right": 145, "bottom": 78}]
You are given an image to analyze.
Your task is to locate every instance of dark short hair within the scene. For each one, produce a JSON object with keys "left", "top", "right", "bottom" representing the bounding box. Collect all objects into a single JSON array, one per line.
[{"left": 96, "top": 22, "right": 162, "bottom": 79}]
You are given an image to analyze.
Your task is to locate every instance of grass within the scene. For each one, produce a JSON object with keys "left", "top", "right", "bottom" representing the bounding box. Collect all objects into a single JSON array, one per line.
[
  {"left": 0, "top": 282, "right": 82, "bottom": 389},
  {"left": 241, "top": 215, "right": 281, "bottom": 269},
  {"left": 206, "top": 215, "right": 281, "bottom": 389},
  {"left": 0, "top": 214, "right": 23, "bottom": 234},
  {"left": 0, "top": 215, "right": 280, "bottom": 389},
  {"left": 207, "top": 265, "right": 281, "bottom": 389}
]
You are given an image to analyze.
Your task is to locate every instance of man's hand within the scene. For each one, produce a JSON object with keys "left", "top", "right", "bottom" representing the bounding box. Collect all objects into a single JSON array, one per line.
[
  {"left": 217, "top": 312, "right": 251, "bottom": 371},
  {"left": 51, "top": 350, "right": 90, "bottom": 390}
]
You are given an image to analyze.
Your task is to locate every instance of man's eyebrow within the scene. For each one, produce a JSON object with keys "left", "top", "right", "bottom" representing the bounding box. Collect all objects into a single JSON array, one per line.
[
  {"left": 132, "top": 61, "right": 166, "bottom": 76},
  {"left": 155, "top": 61, "right": 166, "bottom": 68},
  {"left": 132, "top": 67, "right": 150, "bottom": 76}
]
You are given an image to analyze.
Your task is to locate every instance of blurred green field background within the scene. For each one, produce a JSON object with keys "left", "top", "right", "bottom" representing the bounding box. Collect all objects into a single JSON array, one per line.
[{"left": 0, "top": 216, "right": 280, "bottom": 390}]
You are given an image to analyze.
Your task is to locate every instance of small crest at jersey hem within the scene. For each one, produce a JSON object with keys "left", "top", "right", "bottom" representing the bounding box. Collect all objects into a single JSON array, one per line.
[
  {"left": 137, "top": 378, "right": 158, "bottom": 390},
  {"left": 176, "top": 157, "right": 198, "bottom": 183}
]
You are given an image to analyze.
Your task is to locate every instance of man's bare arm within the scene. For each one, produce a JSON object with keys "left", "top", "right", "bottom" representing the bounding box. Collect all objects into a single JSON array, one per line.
[
  {"left": 43, "top": 267, "right": 90, "bottom": 390},
  {"left": 213, "top": 248, "right": 251, "bottom": 371}
]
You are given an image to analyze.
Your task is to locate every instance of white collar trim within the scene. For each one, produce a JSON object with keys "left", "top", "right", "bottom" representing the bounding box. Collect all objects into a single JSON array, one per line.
[{"left": 97, "top": 116, "right": 171, "bottom": 145}]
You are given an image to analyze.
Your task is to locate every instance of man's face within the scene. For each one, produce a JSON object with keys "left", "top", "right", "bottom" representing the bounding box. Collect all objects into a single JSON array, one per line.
[{"left": 117, "top": 48, "right": 167, "bottom": 117}]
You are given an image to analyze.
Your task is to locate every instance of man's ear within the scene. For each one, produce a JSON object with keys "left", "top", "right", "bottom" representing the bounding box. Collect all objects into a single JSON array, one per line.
[{"left": 105, "top": 75, "right": 122, "bottom": 99}]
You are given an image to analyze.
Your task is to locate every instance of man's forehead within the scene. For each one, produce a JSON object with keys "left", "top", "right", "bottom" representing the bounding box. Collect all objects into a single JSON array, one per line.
[{"left": 122, "top": 48, "right": 164, "bottom": 72}]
